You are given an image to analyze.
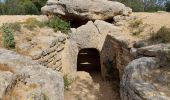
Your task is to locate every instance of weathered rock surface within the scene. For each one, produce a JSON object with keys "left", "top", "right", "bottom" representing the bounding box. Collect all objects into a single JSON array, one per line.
[
  {"left": 0, "top": 71, "right": 13, "bottom": 99},
  {"left": 0, "top": 48, "right": 64, "bottom": 100},
  {"left": 41, "top": 0, "right": 132, "bottom": 21},
  {"left": 137, "top": 43, "right": 170, "bottom": 66},
  {"left": 121, "top": 57, "right": 170, "bottom": 100}
]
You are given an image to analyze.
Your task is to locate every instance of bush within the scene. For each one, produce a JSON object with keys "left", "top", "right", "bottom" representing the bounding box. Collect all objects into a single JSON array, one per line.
[
  {"left": 166, "top": 1, "right": 170, "bottom": 12},
  {"left": 1, "top": 23, "right": 21, "bottom": 32},
  {"left": 47, "top": 17, "right": 71, "bottom": 33},
  {"left": 113, "top": 0, "right": 165, "bottom": 12},
  {"left": 150, "top": 26, "right": 170, "bottom": 43},
  {"left": 113, "top": 0, "right": 145, "bottom": 12},
  {"left": 132, "top": 28, "right": 144, "bottom": 36},
  {"left": 129, "top": 19, "right": 144, "bottom": 36},
  {"left": 1, "top": 24, "right": 15, "bottom": 49},
  {"left": 129, "top": 19, "right": 143, "bottom": 28},
  {"left": 0, "top": 0, "right": 47, "bottom": 15},
  {"left": 8, "top": 23, "right": 21, "bottom": 32},
  {"left": 22, "top": 0, "right": 39, "bottom": 15},
  {"left": 24, "top": 18, "right": 45, "bottom": 30}
]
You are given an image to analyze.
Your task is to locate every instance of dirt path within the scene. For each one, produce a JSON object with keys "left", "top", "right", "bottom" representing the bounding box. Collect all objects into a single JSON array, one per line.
[{"left": 64, "top": 71, "right": 120, "bottom": 100}]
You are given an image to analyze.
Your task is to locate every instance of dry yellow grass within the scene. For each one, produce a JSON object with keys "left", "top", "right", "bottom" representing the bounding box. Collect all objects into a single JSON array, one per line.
[{"left": 3, "top": 82, "right": 38, "bottom": 100}]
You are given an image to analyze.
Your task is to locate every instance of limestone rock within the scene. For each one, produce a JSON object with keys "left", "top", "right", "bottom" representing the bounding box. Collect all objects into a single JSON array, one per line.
[
  {"left": 70, "top": 21, "right": 100, "bottom": 48},
  {"left": 26, "top": 89, "right": 47, "bottom": 100},
  {"left": 121, "top": 57, "right": 170, "bottom": 100},
  {"left": 0, "top": 48, "right": 64, "bottom": 100},
  {"left": 0, "top": 71, "right": 13, "bottom": 99},
  {"left": 41, "top": 0, "right": 132, "bottom": 21},
  {"left": 137, "top": 43, "right": 170, "bottom": 57}
]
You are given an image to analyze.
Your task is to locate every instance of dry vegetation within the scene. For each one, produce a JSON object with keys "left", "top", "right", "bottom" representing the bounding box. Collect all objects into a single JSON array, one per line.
[
  {"left": 149, "top": 26, "right": 170, "bottom": 44},
  {"left": 129, "top": 18, "right": 146, "bottom": 36},
  {"left": 3, "top": 82, "right": 39, "bottom": 100}
]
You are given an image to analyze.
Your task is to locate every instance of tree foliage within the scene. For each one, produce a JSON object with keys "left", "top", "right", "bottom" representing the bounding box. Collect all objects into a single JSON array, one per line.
[
  {"left": 0, "top": 0, "right": 47, "bottom": 15},
  {"left": 166, "top": 1, "right": 170, "bottom": 12},
  {"left": 113, "top": 0, "right": 165, "bottom": 12}
]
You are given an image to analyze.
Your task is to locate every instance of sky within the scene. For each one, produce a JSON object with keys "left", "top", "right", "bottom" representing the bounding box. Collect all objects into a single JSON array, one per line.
[{"left": 0, "top": 0, "right": 5, "bottom": 3}]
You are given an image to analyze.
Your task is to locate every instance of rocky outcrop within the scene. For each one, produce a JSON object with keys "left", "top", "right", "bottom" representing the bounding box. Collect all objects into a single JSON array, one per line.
[
  {"left": 0, "top": 49, "right": 64, "bottom": 100},
  {"left": 41, "top": 0, "right": 132, "bottom": 21},
  {"left": 120, "top": 57, "right": 170, "bottom": 100}
]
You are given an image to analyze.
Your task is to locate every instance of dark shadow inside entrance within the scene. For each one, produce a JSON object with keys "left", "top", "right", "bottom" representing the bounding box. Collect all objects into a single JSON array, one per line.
[
  {"left": 76, "top": 48, "right": 120, "bottom": 100},
  {"left": 77, "top": 48, "right": 101, "bottom": 73}
]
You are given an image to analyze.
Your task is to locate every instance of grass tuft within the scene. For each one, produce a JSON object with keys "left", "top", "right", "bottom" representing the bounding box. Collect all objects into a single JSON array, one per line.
[
  {"left": 63, "top": 74, "right": 72, "bottom": 90},
  {"left": 47, "top": 17, "right": 71, "bottom": 33},
  {"left": 150, "top": 26, "right": 170, "bottom": 43},
  {"left": 129, "top": 19, "right": 144, "bottom": 36},
  {"left": 24, "top": 18, "right": 45, "bottom": 30}
]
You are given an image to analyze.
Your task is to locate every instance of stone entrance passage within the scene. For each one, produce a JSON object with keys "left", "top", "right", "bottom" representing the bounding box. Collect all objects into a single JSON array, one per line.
[
  {"left": 77, "top": 48, "right": 101, "bottom": 72},
  {"left": 64, "top": 48, "right": 120, "bottom": 100}
]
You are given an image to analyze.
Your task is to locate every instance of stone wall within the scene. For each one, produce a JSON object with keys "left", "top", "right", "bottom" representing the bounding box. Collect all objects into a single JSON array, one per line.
[
  {"left": 101, "top": 35, "right": 133, "bottom": 79},
  {"left": 32, "top": 36, "right": 67, "bottom": 72}
]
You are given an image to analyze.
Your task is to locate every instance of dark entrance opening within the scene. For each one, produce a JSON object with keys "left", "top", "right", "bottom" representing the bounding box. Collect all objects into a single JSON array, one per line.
[
  {"left": 75, "top": 48, "right": 120, "bottom": 100},
  {"left": 77, "top": 48, "right": 101, "bottom": 73}
]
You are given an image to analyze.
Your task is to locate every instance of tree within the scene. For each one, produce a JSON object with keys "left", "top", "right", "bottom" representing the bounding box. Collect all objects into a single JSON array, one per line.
[
  {"left": 166, "top": 1, "right": 170, "bottom": 12},
  {"left": 113, "top": 0, "right": 165, "bottom": 12},
  {"left": 22, "top": 0, "right": 39, "bottom": 15},
  {"left": 0, "top": 0, "right": 47, "bottom": 15},
  {"left": 113, "top": 0, "right": 145, "bottom": 12},
  {"left": 31, "top": 0, "right": 47, "bottom": 12}
]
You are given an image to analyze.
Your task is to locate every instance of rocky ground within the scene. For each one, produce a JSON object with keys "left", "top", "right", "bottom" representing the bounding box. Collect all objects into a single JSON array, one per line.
[{"left": 65, "top": 71, "right": 120, "bottom": 100}]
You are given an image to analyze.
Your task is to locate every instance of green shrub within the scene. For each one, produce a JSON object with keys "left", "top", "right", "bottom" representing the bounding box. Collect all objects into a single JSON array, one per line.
[
  {"left": 0, "top": 0, "right": 46, "bottom": 15},
  {"left": 166, "top": 1, "right": 170, "bottom": 12},
  {"left": 150, "top": 26, "right": 170, "bottom": 43},
  {"left": 129, "top": 19, "right": 144, "bottom": 36},
  {"left": 63, "top": 74, "right": 72, "bottom": 90},
  {"left": 22, "top": 0, "right": 40, "bottom": 15},
  {"left": 1, "top": 24, "right": 15, "bottom": 49},
  {"left": 1, "top": 23, "right": 21, "bottom": 32},
  {"left": 9, "top": 22, "right": 21, "bottom": 32},
  {"left": 24, "top": 18, "right": 45, "bottom": 30},
  {"left": 113, "top": 0, "right": 165, "bottom": 12},
  {"left": 47, "top": 17, "right": 71, "bottom": 33},
  {"left": 129, "top": 19, "right": 143, "bottom": 28},
  {"left": 132, "top": 28, "right": 144, "bottom": 36}
]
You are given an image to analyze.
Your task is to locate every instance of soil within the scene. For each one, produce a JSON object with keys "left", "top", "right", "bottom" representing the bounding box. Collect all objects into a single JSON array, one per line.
[{"left": 64, "top": 71, "right": 120, "bottom": 100}]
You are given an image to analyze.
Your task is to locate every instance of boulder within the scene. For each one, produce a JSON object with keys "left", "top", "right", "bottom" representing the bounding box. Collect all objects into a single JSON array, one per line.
[
  {"left": 41, "top": 0, "right": 132, "bottom": 21},
  {"left": 120, "top": 57, "right": 170, "bottom": 100},
  {"left": 0, "top": 48, "right": 64, "bottom": 100},
  {"left": 0, "top": 71, "right": 13, "bottom": 99}
]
